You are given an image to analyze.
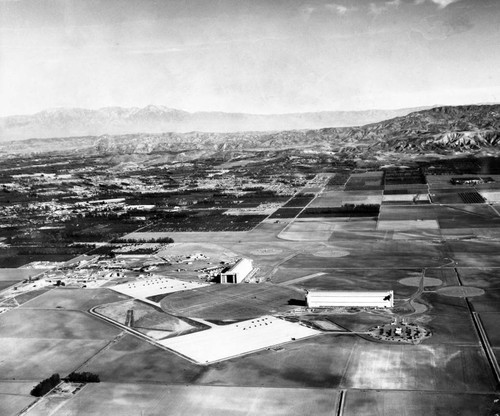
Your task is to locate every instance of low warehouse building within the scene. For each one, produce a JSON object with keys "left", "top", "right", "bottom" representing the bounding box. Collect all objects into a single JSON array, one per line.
[
  {"left": 306, "top": 290, "right": 393, "bottom": 308},
  {"left": 220, "top": 258, "right": 253, "bottom": 284}
]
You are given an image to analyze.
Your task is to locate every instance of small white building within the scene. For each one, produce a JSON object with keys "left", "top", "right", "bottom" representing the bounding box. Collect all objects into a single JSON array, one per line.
[
  {"left": 306, "top": 290, "right": 393, "bottom": 308},
  {"left": 220, "top": 258, "right": 253, "bottom": 284}
]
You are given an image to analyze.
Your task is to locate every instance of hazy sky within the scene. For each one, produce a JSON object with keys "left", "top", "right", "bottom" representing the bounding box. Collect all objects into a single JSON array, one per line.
[{"left": 0, "top": 0, "right": 499, "bottom": 116}]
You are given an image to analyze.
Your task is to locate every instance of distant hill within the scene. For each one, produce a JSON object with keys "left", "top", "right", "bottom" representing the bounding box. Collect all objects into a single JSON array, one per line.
[
  {"left": 0, "top": 104, "right": 432, "bottom": 141},
  {"left": 1, "top": 104, "right": 499, "bottom": 158}
]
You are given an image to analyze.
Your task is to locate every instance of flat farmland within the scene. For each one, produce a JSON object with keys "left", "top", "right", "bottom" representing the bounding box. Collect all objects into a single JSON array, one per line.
[
  {"left": 26, "top": 383, "right": 340, "bottom": 416},
  {"left": 0, "top": 393, "right": 36, "bottom": 416},
  {"left": 383, "top": 184, "right": 428, "bottom": 192},
  {"left": 379, "top": 205, "right": 437, "bottom": 221},
  {"left": 308, "top": 190, "right": 382, "bottom": 208},
  {"left": 458, "top": 268, "right": 500, "bottom": 312},
  {"left": 477, "top": 313, "right": 500, "bottom": 347},
  {"left": 307, "top": 195, "right": 343, "bottom": 208},
  {"left": 282, "top": 240, "right": 446, "bottom": 269},
  {"left": 0, "top": 337, "right": 110, "bottom": 380},
  {"left": 268, "top": 207, "right": 302, "bottom": 218},
  {"left": 382, "top": 193, "right": 429, "bottom": 203},
  {"left": 429, "top": 188, "right": 474, "bottom": 204},
  {"left": 448, "top": 240, "right": 500, "bottom": 267},
  {"left": 377, "top": 219, "right": 439, "bottom": 231},
  {"left": 281, "top": 193, "right": 315, "bottom": 207},
  {"left": 145, "top": 210, "right": 267, "bottom": 232},
  {"left": 299, "top": 208, "right": 379, "bottom": 219},
  {"left": 273, "top": 268, "right": 420, "bottom": 298},
  {"left": 343, "top": 390, "right": 500, "bottom": 416},
  {"left": 436, "top": 204, "right": 500, "bottom": 228},
  {"left": 0, "top": 280, "right": 16, "bottom": 290},
  {"left": 78, "top": 334, "right": 205, "bottom": 384},
  {"left": 418, "top": 294, "right": 480, "bottom": 346},
  {"left": 160, "top": 284, "right": 299, "bottom": 320},
  {"left": 345, "top": 172, "right": 384, "bottom": 191},
  {"left": 278, "top": 220, "right": 337, "bottom": 241},
  {"left": 0, "top": 308, "right": 120, "bottom": 339},
  {"left": 341, "top": 341, "right": 495, "bottom": 391},
  {"left": 18, "top": 288, "right": 129, "bottom": 310},
  {"left": 480, "top": 190, "right": 500, "bottom": 202},
  {"left": 0, "top": 268, "right": 45, "bottom": 281}
]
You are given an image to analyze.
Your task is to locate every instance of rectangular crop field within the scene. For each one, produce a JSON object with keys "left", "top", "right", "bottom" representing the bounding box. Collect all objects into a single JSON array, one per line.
[
  {"left": 343, "top": 390, "right": 500, "bottom": 416},
  {"left": 0, "top": 338, "right": 110, "bottom": 380},
  {"left": 146, "top": 210, "right": 266, "bottom": 232},
  {"left": 268, "top": 208, "right": 302, "bottom": 218},
  {"left": 28, "top": 383, "right": 339, "bottom": 416}
]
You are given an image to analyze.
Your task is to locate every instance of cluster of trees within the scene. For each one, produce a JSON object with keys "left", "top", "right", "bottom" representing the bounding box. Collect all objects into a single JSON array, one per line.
[
  {"left": 30, "top": 374, "right": 60, "bottom": 397},
  {"left": 118, "top": 237, "right": 174, "bottom": 243},
  {"left": 66, "top": 372, "right": 100, "bottom": 383},
  {"left": 30, "top": 372, "right": 100, "bottom": 397}
]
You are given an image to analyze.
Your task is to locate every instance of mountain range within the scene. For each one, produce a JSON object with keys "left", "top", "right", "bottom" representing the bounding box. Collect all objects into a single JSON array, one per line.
[
  {"left": 1, "top": 104, "right": 499, "bottom": 158},
  {"left": 0, "top": 105, "right": 433, "bottom": 141}
]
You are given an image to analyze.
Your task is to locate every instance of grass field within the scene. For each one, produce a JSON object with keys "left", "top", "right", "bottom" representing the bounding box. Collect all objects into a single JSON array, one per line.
[
  {"left": 160, "top": 284, "right": 299, "bottom": 320},
  {"left": 26, "top": 383, "right": 340, "bottom": 416},
  {"left": 94, "top": 299, "right": 198, "bottom": 336}
]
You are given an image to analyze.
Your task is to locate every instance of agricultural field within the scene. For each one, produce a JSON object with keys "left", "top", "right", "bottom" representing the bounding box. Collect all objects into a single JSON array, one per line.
[
  {"left": 145, "top": 210, "right": 267, "bottom": 232},
  {"left": 26, "top": 383, "right": 340, "bottom": 416},
  {"left": 343, "top": 391, "right": 500, "bottom": 416},
  {"left": 18, "top": 288, "right": 129, "bottom": 310},
  {"left": 2, "top": 153, "right": 500, "bottom": 416},
  {"left": 344, "top": 172, "right": 384, "bottom": 191}
]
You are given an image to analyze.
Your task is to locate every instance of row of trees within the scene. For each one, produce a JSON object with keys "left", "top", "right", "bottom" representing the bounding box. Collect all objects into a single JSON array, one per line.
[{"left": 30, "top": 372, "right": 100, "bottom": 397}]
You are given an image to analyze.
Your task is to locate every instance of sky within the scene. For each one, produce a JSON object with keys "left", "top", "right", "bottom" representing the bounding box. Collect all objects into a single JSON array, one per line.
[{"left": 0, "top": 0, "right": 499, "bottom": 116}]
